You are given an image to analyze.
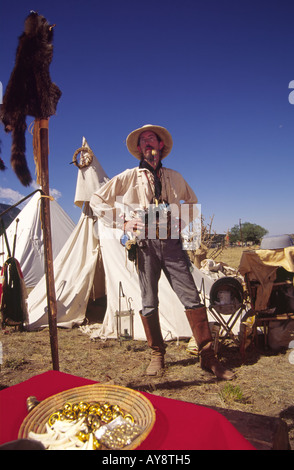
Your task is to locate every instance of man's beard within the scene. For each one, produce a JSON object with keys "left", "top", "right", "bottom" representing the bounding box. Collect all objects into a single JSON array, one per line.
[{"left": 143, "top": 147, "right": 160, "bottom": 168}]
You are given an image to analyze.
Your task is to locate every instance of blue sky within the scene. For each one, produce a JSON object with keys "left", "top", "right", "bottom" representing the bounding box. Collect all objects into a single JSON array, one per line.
[{"left": 1, "top": 0, "right": 294, "bottom": 235}]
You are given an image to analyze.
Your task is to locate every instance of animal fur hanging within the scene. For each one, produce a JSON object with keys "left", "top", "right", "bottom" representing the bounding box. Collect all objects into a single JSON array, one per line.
[
  {"left": 0, "top": 11, "right": 62, "bottom": 186},
  {"left": 0, "top": 139, "right": 5, "bottom": 170}
]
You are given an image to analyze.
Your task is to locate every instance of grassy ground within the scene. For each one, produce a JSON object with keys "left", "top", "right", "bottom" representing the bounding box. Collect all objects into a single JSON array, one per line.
[
  {"left": 1, "top": 246, "right": 294, "bottom": 449},
  {"left": 1, "top": 328, "right": 294, "bottom": 449},
  {"left": 209, "top": 244, "right": 258, "bottom": 270}
]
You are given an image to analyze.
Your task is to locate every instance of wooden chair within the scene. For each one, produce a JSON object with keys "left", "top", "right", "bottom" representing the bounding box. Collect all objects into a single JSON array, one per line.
[{"left": 244, "top": 268, "right": 294, "bottom": 348}]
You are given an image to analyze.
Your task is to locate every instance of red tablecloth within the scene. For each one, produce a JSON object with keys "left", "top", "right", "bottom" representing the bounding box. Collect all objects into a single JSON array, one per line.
[{"left": 0, "top": 371, "right": 255, "bottom": 450}]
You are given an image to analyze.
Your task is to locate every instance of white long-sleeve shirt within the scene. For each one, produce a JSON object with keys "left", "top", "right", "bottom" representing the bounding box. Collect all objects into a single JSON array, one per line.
[{"left": 90, "top": 166, "right": 198, "bottom": 229}]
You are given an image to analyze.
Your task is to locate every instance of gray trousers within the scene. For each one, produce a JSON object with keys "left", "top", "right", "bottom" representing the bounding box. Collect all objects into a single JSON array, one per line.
[{"left": 137, "top": 239, "right": 201, "bottom": 316}]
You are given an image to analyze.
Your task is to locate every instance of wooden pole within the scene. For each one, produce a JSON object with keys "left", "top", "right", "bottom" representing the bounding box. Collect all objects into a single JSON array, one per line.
[{"left": 38, "top": 118, "right": 59, "bottom": 371}]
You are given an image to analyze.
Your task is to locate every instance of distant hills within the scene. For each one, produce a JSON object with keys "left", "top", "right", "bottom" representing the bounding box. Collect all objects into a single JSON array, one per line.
[{"left": 0, "top": 203, "right": 20, "bottom": 231}]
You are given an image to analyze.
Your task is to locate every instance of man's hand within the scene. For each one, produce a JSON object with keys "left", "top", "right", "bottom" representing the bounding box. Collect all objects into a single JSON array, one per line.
[{"left": 124, "top": 218, "right": 145, "bottom": 234}]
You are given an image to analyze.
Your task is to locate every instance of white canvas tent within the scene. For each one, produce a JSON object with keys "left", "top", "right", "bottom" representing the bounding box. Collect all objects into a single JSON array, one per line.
[
  {"left": 26, "top": 138, "right": 233, "bottom": 339},
  {"left": 1, "top": 191, "right": 76, "bottom": 287}
]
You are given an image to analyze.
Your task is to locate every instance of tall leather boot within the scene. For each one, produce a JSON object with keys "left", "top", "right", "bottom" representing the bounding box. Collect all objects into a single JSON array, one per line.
[
  {"left": 186, "top": 306, "right": 234, "bottom": 380},
  {"left": 140, "top": 310, "right": 166, "bottom": 376}
]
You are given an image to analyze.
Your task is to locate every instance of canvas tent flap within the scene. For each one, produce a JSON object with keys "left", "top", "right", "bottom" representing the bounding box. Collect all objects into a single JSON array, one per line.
[
  {"left": 74, "top": 137, "right": 109, "bottom": 208},
  {"left": 27, "top": 204, "right": 102, "bottom": 329},
  {"left": 28, "top": 138, "right": 108, "bottom": 330},
  {"left": 1, "top": 192, "right": 75, "bottom": 287}
]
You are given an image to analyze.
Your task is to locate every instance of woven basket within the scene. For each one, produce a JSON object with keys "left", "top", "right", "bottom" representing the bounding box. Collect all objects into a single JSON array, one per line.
[{"left": 18, "top": 383, "right": 155, "bottom": 450}]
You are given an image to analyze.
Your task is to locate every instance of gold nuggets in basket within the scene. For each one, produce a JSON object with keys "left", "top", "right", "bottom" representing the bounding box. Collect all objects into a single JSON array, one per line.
[
  {"left": 31, "top": 400, "right": 141, "bottom": 450},
  {"left": 21, "top": 383, "right": 155, "bottom": 450}
]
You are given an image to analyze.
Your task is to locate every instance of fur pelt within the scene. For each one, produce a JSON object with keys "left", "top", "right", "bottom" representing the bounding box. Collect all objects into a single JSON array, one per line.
[
  {"left": 0, "top": 11, "right": 62, "bottom": 186},
  {"left": 0, "top": 139, "right": 5, "bottom": 170}
]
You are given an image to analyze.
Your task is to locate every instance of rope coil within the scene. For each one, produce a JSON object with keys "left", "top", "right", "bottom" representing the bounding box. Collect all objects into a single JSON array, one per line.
[{"left": 72, "top": 147, "right": 94, "bottom": 168}]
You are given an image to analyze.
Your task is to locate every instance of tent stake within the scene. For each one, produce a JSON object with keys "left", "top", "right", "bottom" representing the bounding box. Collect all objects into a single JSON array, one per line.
[{"left": 38, "top": 118, "right": 59, "bottom": 371}]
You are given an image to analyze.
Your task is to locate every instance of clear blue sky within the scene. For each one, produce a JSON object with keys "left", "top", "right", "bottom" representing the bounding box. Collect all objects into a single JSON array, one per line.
[{"left": 1, "top": 0, "right": 294, "bottom": 235}]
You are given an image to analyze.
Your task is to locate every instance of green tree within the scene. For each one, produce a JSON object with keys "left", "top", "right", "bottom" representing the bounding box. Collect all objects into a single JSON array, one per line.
[{"left": 229, "top": 222, "right": 268, "bottom": 244}]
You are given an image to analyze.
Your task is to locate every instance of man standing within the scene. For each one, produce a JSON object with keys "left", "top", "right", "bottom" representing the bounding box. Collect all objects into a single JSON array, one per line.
[{"left": 90, "top": 124, "right": 233, "bottom": 380}]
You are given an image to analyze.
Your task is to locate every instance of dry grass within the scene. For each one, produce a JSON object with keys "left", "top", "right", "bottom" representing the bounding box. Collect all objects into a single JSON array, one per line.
[
  {"left": 1, "top": 246, "right": 294, "bottom": 449},
  {"left": 1, "top": 327, "right": 294, "bottom": 449},
  {"left": 209, "top": 245, "right": 259, "bottom": 270}
]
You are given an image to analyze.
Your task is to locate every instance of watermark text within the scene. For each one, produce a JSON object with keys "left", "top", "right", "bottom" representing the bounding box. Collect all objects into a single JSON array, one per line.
[{"left": 95, "top": 199, "right": 201, "bottom": 250}]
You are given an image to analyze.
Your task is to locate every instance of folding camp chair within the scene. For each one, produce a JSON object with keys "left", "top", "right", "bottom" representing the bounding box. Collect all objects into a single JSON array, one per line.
[{"left": 207, "top": 277, "right": 245, "bottom": 345}]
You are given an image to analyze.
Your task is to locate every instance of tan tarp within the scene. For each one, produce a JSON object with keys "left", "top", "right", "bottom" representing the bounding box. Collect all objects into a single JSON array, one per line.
[{"left": 239, "top": 247, "right": 294, "bottom": 310}]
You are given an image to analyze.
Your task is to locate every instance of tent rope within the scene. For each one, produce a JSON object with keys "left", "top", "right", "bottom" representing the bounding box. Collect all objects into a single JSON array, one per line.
[
  {"left": 37, "top": 194, "right": 54, "bottom": 231},
  {"left": 39, "top": 194, "right": 54, "bottom": 201}
]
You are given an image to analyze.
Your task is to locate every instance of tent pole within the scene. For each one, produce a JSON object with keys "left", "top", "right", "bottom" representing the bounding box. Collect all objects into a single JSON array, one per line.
[{"left": 38, "top": 118, "right": 59, "bottom": 371}]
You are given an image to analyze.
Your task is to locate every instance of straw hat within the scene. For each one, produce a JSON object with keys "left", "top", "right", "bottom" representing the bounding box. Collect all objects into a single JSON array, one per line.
[{"left": 126, "top": 124, "right": 173, "bottom": 160}]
